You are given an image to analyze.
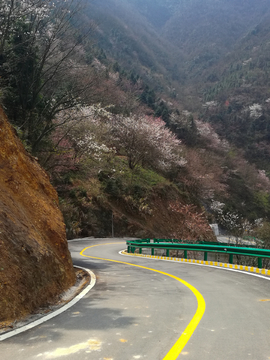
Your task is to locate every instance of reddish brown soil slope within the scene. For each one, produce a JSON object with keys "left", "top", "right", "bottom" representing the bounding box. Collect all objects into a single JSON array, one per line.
[{"left": 0, "top": 108, "right": 75, "bottom": 323}]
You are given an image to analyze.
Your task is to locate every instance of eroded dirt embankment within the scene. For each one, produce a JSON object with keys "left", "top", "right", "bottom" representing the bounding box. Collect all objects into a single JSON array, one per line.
[{"left": 0, "top": 108, "right": 76, "bottom": 324}]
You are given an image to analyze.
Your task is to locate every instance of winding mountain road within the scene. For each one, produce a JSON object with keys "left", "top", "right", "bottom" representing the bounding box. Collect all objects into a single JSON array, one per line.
[{"left": 1, "top": 238, "right": 270, "bottom": 360}]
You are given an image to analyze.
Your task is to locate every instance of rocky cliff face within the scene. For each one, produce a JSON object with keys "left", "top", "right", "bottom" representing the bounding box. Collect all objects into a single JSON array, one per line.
[{"left": 0, "top": 108, "right": 75, "bottom": 323}]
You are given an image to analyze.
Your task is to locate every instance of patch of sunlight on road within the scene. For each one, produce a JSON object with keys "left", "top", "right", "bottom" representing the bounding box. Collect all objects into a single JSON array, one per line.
[{"left": 42, "top": 339, "right": 101, "bottom": 358}]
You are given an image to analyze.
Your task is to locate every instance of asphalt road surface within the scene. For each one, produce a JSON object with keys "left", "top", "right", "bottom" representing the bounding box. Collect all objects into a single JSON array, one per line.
[{"left": 1, "top": 238, "right": 270, "bottom": 360}]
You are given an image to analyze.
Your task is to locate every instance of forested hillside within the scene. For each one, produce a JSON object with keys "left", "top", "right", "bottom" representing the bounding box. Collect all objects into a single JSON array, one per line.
[
  {"left": 1, "top": 0, "right": 270, "bottom": 244},
  {"left": 201, "top": 14, "right": 270, "bottom": 170}
]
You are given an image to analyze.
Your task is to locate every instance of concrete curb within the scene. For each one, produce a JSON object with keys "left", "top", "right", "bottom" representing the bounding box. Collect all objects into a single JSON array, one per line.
[
  {"left": 0, "top": 266, "right": 96, "bottom": 341},
  {"left": 121, "top": 250, "right": 270, "bottom": 277}
]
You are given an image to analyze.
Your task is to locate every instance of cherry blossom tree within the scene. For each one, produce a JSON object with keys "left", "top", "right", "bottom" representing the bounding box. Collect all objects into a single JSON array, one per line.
[
  {"left": 43, "top": 106, "right": 186, "bottom": 177},
  {"left": 107, "top": 114, "right": 186, "bottom": 172},
  {"left": 195, "top": 119, "right": 229, "bottom": 152},
  {"left": 41, "top": 105, "right": 115, "bottom": 172},
  {"left": 168, "top": 202, "right": 213, "bottom": 241}
]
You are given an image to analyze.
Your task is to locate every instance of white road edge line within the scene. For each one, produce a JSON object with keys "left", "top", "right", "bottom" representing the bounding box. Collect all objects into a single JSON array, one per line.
[
  {"left": 119, "top": 251, "right": 270, "bottom": 281},
  {"left": 68, "top": 239, "right": 96, "bottom": 242},
  {"left": 0, "top": 267, "right": 96, "bottom": 341}
]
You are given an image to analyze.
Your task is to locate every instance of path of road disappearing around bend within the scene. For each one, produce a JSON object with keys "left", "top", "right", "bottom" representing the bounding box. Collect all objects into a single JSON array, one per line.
[{"left": 1, "top": 238, "right": 270, "bottom": 360}]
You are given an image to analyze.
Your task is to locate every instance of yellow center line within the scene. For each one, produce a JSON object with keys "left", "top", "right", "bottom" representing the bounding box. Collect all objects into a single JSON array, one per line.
[{"left": 80, "top": 243, "right": 206, "bottom": 360}]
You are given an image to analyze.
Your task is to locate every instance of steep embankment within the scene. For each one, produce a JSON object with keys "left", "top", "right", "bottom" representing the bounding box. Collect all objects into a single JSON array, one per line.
[
  {"left": 0, "top": 108, "right": 75, "bottom": 324},
  {"left": 57, "top": 164, "right": 215, "bottom": 241}
]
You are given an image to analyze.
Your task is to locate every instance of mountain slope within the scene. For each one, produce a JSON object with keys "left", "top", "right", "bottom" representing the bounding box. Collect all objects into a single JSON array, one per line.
[
  {"left": 84, "top": 0, "right": 270, "bottom": 102},
  {"left": 199, "top": 13, "right": 270, "bottom": 172},
  {"left": 85, "top": 0, "right": 186, "bottom": 90}
]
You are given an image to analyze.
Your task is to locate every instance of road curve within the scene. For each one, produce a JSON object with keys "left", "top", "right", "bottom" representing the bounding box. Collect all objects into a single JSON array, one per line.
[{"left": 1, "top": 238, "right": 270, "bottom": 360}]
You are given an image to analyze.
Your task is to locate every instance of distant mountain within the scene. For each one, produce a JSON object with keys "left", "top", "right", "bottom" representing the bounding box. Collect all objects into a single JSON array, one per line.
[
  {"left": 85, "top": 0, "right": 270, "bottom": 94},
  {"left": 200, "top": 13, "right": 270, "bottom": 172},
  {"left": 163, "top": 0, "right": 270, "bottom": 54},
  {"left": 99, "top": 0, "right": 270, "bottom": 59},
  {"left": 85, "top": 0, "right": 185, "bottom": 92}
]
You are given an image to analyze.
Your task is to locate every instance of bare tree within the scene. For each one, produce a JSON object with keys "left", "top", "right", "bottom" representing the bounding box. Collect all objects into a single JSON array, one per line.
[{"left": 0, "top": 0, "right": 96, "bottom": 153}]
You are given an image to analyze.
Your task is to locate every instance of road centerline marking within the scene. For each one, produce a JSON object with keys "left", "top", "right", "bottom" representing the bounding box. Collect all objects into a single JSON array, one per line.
[{"left": 80, "top": 243, "right": 206, "bottom": 360}]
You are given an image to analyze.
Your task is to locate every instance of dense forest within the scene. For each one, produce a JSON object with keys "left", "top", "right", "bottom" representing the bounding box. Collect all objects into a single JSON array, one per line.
[{"left": 1, "top": 0, "right": 270, "bottom": 245}]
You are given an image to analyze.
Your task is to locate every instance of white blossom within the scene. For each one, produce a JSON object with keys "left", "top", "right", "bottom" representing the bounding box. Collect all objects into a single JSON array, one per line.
[
  {"left": 107, "top": 114, "right": 185, "bottom": 171},
  {"left": 203, "top": 101, "right": 218, "bottom": 108},
  {"left": 249, "top": 103, "right": 262, "bottom": 119},
  {"left": 210, "top": 200, "right": 225, "bottom": 214},
  {"left": 195, "top": 120, "right": 229, "bottom": 151},
  {"left": 242, "top": 58, "right": 252, "bottom": 66}
]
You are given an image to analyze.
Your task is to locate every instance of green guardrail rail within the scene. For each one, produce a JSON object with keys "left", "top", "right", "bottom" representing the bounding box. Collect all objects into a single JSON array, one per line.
[{"left": 126, "top": 239, "right": 270, "bottom": 269}]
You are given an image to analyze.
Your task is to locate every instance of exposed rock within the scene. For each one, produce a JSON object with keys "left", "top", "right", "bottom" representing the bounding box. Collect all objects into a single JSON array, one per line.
[{"left": 0, "top": 108, "right": 76, "bottom": 323}]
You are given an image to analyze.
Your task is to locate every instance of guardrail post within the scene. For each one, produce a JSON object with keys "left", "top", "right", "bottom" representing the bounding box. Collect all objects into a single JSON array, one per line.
[
  {"left": 258, "top": 257, "right": 262, "bottom": 269},
  {"left": 166, "top": 249, "right": 170, "bottom": 257},
  {"left": 139, "top": 247, "right": 142, "bottom": 254},
  {"left": 127, "top": 246, "right": 130, "bottom": 253},
  {"left": 229, "top": 254, "right": 233, "bottom": 264},
  {"left": 184, "top": 250, "right": 187, "bottom": 259},
  {"left": 204, "top": 252, "right": 208, "bottom": 261},
  {"left": 151, "top": 248, "right": 155, "bottom": 256}
]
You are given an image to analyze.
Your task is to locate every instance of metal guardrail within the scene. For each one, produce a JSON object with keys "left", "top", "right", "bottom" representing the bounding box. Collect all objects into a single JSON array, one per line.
[{"left": 126, "top": 239, "right": 270, "bottom": 269}]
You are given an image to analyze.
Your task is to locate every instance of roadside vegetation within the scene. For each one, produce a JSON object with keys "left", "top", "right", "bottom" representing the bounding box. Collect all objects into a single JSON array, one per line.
[{"left": 1, "top": 0, "right": 270, "bottom": 244}]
